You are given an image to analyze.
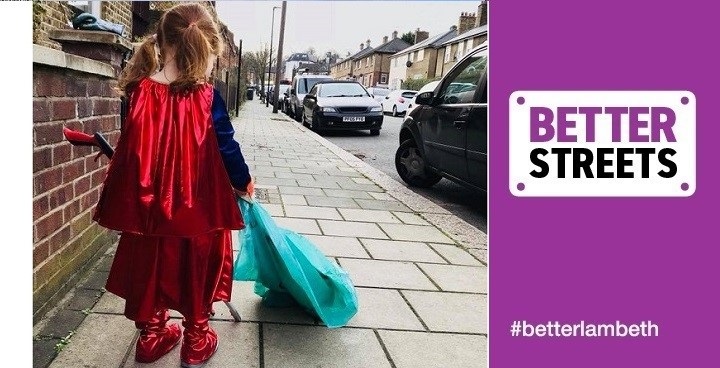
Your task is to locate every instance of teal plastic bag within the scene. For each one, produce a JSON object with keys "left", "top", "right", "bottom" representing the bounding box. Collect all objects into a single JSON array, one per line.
[{"left": 233, "top": 198, "right": 359, "bottom": 328}]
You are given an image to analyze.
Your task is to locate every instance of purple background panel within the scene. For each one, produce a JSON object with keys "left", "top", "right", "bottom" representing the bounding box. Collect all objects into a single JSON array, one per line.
[{"left": 490, "top": 1, "right": 720, "bottom": 367}]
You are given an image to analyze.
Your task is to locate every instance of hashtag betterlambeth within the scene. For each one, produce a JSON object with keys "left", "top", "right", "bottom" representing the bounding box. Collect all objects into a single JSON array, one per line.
[{"left": 510, "top": 320, "right": 659, "bottom": 337}]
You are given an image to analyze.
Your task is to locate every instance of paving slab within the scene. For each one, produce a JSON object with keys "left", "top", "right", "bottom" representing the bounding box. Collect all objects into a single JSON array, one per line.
[
  {"left": 338, "top": 182, "right": 385, "bottom": 192},
  {"left": 351, "top": 177, "right": 374, "bottom": 185},
  {"left": 417, "top": 263, "right": 487, "bottom": 293},
  {"left": 281, "top": 194, "right": 307, "bottom": 205},
  {"left": 378, "top": 330, "right": 487, "bottom": 368},
  {"left": 337, "top": 258, "right": 437, "bottom": 290},
  {"left": 355, "top": 198, "right": 412, "bottom": 212},
  {"left": 277, "top": 186, "right": 325, "bottom": 196},
  {"left": 402, "top": 291, "right": 487, "bottom": 334},
  {"left": 49, "top": 313, "right": 136, "bottom": 368},
  {"left": 368, "top": 192, "right": 396, "bottom": 201},
  {"left": 275, "top": 171, "right": 314, "bottom": 181},
  {"left": 392, "top": 211, "right": 431, "bottom": 225},
  {"left": 210, "top": 282, "right": 317, "bottom": 325},
  {"left": 263, "top": 324, "right": 391, "bottom": 368},
  {"left": 429, "top": 243, "right": 483, "bottom": 266},
  {"left": 92, "top": 291, "right": 125, "bottom": 314},
  {"left": 317, "top": 220, "right": 388, "bottom": 238},
  {"left": 271, "top": 217, "right": 321, "bottom": 235},
  {"left": 379, "top": 223, "right": 455, "bottom": 244},
  {"left": 345, "top": 288, "right": 424, "bottom": 330},
  {"left": 303, "top": 235, "right": 370, "bottom": 258},
  {"left": 256, "top": 177, "right": 299, "bottom": 187},
  {"left": 261, "top": 203, "right": 285, "bottom": 217},
  {"left": 322, "top": 188, "right": 373, "bottom": 199},
  {"left": 360, "top": 239, "right": 446, "bottom": 263},
  {"left": 305, "top": 195, "right": 360, "bottom": 208},
  {"left": 297, "top": 179, "right": 341, "bottom": 189},
  {"left": 283, "top": 205, "right": 343, "bottom": 220},
  {"left": 338, "top": 208, "right": 401, "bottom": 223}
]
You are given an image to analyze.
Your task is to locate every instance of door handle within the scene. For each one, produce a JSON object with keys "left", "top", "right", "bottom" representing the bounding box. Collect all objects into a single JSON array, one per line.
[{"left": 453, "top": 120, "right": 467, "bottom": 128}]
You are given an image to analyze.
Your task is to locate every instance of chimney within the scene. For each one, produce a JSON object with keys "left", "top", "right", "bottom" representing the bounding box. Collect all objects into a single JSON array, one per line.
[
  {"left": 458, "top": 11, "right": 477, "bottom": 34},
  {"left": 414, "top": 29, "right": 429, "bottom": 44},
  {"left": 475, "top": 1, "right": 488, "bottom": 27},
  {"left": 366, "top": 39, "right": 371, "bottom": 49},
  {"left": 360, "top": 42, "right": 364, "bottom": 50},
  {"left": 383, "top": 35, "right": 388, "bottom": 44},
  {"left": 392, "top": 30, "right": 398, "bottom": 39}
]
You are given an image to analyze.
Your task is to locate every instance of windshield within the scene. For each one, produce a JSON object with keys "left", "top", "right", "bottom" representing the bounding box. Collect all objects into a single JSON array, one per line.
[
  {"left": 298, "top": 78, "right": 329, "bottom": 94},
  {"left": 318, "top": 83, "right": 370, "bottom": 98}
]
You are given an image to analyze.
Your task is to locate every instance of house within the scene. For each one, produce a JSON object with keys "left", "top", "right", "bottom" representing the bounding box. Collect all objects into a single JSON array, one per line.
[
  {"left": 283, "top": 52, "right": 315, "bottom": 80},
  {"left": 352, "top": 34, "right": 411, "bottom": 87},
  {"left": 388, "top": 26, "right": 458, "bottom": 90},
  {"left": 330, "top": 41, "right": 371, "bottom": 81},
  {"left": 436, "top": 2, "right": 488, "bottom": 76}
]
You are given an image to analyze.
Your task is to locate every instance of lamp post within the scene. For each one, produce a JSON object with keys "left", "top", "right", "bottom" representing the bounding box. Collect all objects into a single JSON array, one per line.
[{"left": 266, "top": 6, "right": 280, "bottom": 107}]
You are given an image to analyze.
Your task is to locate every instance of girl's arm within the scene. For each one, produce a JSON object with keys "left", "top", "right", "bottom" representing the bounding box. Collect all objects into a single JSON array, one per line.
[{"left": 212, "top": 88, "right": 252, "bottom": 192}]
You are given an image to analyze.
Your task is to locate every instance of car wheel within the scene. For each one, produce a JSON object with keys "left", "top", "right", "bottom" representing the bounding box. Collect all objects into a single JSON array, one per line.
[
  {"left": 370, "top": 129, "right": 380, "bottom": 136},
  {"left": 395, "top": 139, "right": 442, "bottom": 188},
  {"left": 301, "top": 112, "right": 309, "bottom": 128},
  {"left": 392, "top": 106, "right": 398, "bottom": 117},
  {"left": 294, "top": 106, "right": 302, "bottom": 122}
]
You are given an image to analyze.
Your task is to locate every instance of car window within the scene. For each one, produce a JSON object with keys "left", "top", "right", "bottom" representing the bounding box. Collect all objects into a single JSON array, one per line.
[
  {"left": 437, "top": 53, "right": 488, "bottom": 104},
  {"left": 309, "top": 85, "right": 318, "bottom": 95},
  {"left": 318, "top": 83, "right": 369, "bottom": 97},
  {"left": 298, "top": 77, "right": 331, "bottom": 94},
  {"left": 401, "top": 92, "right": 417, "bottom": 98},
  {"left": 372, "top": 88, "right": 390, "bottom": 96}
]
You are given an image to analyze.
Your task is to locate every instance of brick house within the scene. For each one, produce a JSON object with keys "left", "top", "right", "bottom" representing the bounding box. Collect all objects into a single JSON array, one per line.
[
  {"left": 32, "top": 0, "right": 238, "bottom": 323},
  {"left": 352, "top": 36, "right": 411, "bottom": 88},
  {"left": 388, "top": 26, "right": 458, "bottom": 89},
  {"left": 436, "top": 2, "right": 488, "bottom": 77}
]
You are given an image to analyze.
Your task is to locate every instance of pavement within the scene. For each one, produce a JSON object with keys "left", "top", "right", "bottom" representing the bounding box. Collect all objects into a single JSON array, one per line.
[{"left": 32, "top": 100, "right": 488, "bottom": 368}]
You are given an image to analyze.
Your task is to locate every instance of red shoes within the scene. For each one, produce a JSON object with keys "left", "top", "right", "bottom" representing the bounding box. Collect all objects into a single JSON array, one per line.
[
  {"left": 135, "top": 309, "right": 182, "bottom": 363},
  {"left": 180, "top": 313, "right": 219, "bottom": 368}
]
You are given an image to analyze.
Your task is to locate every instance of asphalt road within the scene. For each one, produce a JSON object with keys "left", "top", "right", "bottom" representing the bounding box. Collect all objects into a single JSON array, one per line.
[{"left": 315, "top": 114, "right": 487, "bottom": 234}]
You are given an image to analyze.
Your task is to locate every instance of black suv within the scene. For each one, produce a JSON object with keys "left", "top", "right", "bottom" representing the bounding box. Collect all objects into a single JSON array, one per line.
[{"left": 395, "top": 42, "right": 487, "bottom": 193}]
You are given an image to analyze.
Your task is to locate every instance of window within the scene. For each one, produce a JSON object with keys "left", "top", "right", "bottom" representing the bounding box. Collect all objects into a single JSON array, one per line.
[
  {"left": 380, "top": 74, "right": 387, "bottom": 84},
  {"left": 413, "top": 51, "right": 418, "bottom": 61},
  {"left": 444, "top": 47, "right": 451, "bottom": 63},
  {"left": 463, "top": 40, "right": 469, "bottom": 56},
  {"left": 437, "top": 52, "right": 487, "bottom": 105},
  {"left": 418, "top": 50, "right": 424, "bottom": 61}
]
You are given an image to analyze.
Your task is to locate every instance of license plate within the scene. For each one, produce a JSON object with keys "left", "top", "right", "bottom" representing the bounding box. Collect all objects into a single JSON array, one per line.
[{"left": 343, "top": 116, "right": 365, "bottom": 122}]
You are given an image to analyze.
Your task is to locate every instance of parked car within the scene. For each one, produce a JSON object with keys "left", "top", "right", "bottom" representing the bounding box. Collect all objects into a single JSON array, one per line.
[
  {"left": 395, "top": 42, "right": 487, "bottom": 192},
  {"left": 382, "top": 89, "right": 418, "bottom": 117},
  {"left": 405, "top": 81, "right": 440, "bottom": 116},
  {"left": 269, "top": 84, "right": 290, "bottom": 107},
  {"left": 301, "top": 80, "right": 383, "bottom": 135},
  {"left": 288, "top": 73, "right": 333, "bottom": 121},
  {"left": 366, "top": 87, "right": 390, "bottom": 103}
]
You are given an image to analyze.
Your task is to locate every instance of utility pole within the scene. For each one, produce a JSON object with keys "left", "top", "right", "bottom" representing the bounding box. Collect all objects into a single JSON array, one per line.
[
  {"left": 236, "top": 39, "right": 242, "bottom": 117},
  {"left": 273, "top": 1, "right": 287, "bottom": 113},
  {"left": 266, "top": 6, "right": 280, "bottom": 107}
]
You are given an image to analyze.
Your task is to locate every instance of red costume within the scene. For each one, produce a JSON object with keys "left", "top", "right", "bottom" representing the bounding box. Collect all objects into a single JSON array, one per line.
[{"left": 98, "top": 78, "right": 245, "bottom": 365}]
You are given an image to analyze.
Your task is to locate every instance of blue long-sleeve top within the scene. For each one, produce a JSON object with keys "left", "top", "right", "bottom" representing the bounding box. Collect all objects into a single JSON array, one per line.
[{"left": 212, "top": 88, "right": 252, "bottom": 190}]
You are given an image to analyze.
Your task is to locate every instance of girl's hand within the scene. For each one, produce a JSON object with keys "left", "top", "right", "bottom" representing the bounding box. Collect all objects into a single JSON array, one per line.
[{"left": 234, "top": 177, "right": 255, "bottom": 198}]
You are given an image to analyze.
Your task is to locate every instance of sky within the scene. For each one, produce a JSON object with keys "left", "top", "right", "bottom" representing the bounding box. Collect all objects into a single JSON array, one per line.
[{"left": 216, "top": 0, "right": 484, "bottom": 58}]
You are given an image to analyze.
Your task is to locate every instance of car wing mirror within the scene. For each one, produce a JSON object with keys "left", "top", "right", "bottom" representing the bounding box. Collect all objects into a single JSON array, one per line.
[
  {"left": 415, "top": 91, "right": 434, "bottom": 105},
  {"left": 289, "top": 88, "right": 296, "bottom": 95}
]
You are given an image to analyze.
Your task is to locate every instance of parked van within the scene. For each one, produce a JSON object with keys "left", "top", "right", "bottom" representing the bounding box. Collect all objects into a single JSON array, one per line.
[{"left": 287, "top": 73, "right": 333, "bottom": 121}]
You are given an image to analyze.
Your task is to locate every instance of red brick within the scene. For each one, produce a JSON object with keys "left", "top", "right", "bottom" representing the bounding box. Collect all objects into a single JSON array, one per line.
[
  {"left": 77, "top": 99, "right": 93, "bottom": 118},
  {"left": 66, "top": 78, "right": 87, "bottom": 97},
  {"left": 51, "top": 99, "right": 76, "bottom": 120},
  {"left": 34, "top": 122, "right": 63, "bottom": 145},
  {"left": 34, "top": 72, "right": 66, "bottom": 97},
  {"left": 82, "top": 116, "right": 102, "bottom": 133},
  {"left": 92, "top": 99, "right": 111, "bottom": 116},
  {"left": 74, "top": 175, "right": 91, "bottom": 195},
  {"left": 91, "top": 169, "right": 107, "bottom": 187},
  {"left": 109, "top": 100, "right": 121, "bottom": 115},
  {"left": 35, "top": 209, "right": 64, "bottom": 241},
  {"left": 53, "top": 143, "right": 72, "bottom": 165},
  {"left": 33, "top": 147, "right": 52, "bottom": 173},
  {"left": 33, "top": 99, "right": 51, "bottom": 123},
  {"left": 48, "top": 226, "right": 72, "bottom": 254},
  {"left": 63, "top": 199, "right": 81, "bottom": 223},
  {"left": 47, "top": 183, "right": 73, "bottom": 209},
  {"left": 62, "top": 159, "right": 85, "bottom": 184},
  {"left": 85, "top": 155, "right": 102, "bottom": 172},
  {"left": 34, "top": 168, "right": 63, "bottom": 195},
  {"left": 33, "top": 195, "right": 49, "bottom": 222},
  {"left": 33, "top": 241, "right": 49, "bottom": 268}
]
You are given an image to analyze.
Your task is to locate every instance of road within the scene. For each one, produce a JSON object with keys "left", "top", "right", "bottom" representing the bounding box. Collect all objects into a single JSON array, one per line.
[{"left": 317, "top": 114, "right": 487, "bottom": 234}]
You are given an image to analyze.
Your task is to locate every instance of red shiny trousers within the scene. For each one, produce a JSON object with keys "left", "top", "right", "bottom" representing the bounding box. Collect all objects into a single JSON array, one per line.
[{"left": 105, "top": 230, "right": 233, "bottom": 364}]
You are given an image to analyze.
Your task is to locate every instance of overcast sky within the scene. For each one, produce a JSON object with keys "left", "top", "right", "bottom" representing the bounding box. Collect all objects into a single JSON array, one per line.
[{"left": 216, "top": 0, "right": 484, "bottom": 57}]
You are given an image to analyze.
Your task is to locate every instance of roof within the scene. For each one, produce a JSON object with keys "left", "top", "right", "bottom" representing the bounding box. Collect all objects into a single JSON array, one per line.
[
  {"left": 392, "top": 28, "right": 458, "bottom": 57},
  {"left": 286, "top": 53, "right": 313, "bottom": 62},
  {"left": 441, "top": 24, "right": 488, "bottom": 46},
  {"left": 373, "top": 37, "right": 412, "bottom": 54},
  {"left": 348, "top": 46, "right": 375, "bottom": 61}
]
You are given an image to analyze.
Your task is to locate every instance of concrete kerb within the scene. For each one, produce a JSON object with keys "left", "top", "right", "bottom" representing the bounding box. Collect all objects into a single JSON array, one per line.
[{"left": 254, "top": 111, "right": 488, "bottom": 265}]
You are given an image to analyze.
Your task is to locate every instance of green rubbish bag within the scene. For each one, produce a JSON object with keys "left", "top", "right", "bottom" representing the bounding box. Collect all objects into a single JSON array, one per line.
[{"left": 233, "top": 198, "right": 359, "bottom": 328}]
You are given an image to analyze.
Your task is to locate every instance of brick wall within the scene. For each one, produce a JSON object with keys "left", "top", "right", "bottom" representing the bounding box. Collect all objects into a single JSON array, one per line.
[
  {"left": 101, "top": 1, "right": 132, "bottom": 36},
  {"left": 34, "top": 1, "right": 72, "bottom": 49},
  {"left": 33, "top": 50, "right": 121, "bottom": 322},
  {"left": 408, "top": 49, "right": 439, "bottom": 80}
]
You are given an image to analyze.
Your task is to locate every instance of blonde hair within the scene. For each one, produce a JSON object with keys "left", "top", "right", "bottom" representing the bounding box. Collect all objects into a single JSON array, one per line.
[{"left": 118, "top": 3, "right": 224, "bottom": 95}]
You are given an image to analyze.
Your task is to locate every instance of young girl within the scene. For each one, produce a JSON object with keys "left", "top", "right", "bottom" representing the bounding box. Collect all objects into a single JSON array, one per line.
[{"left": 96, "top": 3, "right": 252, "bottom": 367}]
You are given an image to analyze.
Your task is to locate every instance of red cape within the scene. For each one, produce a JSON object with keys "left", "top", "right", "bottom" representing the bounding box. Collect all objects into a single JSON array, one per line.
[{"left": 94, "top": 78, "right": 244, "bottom": 236}]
